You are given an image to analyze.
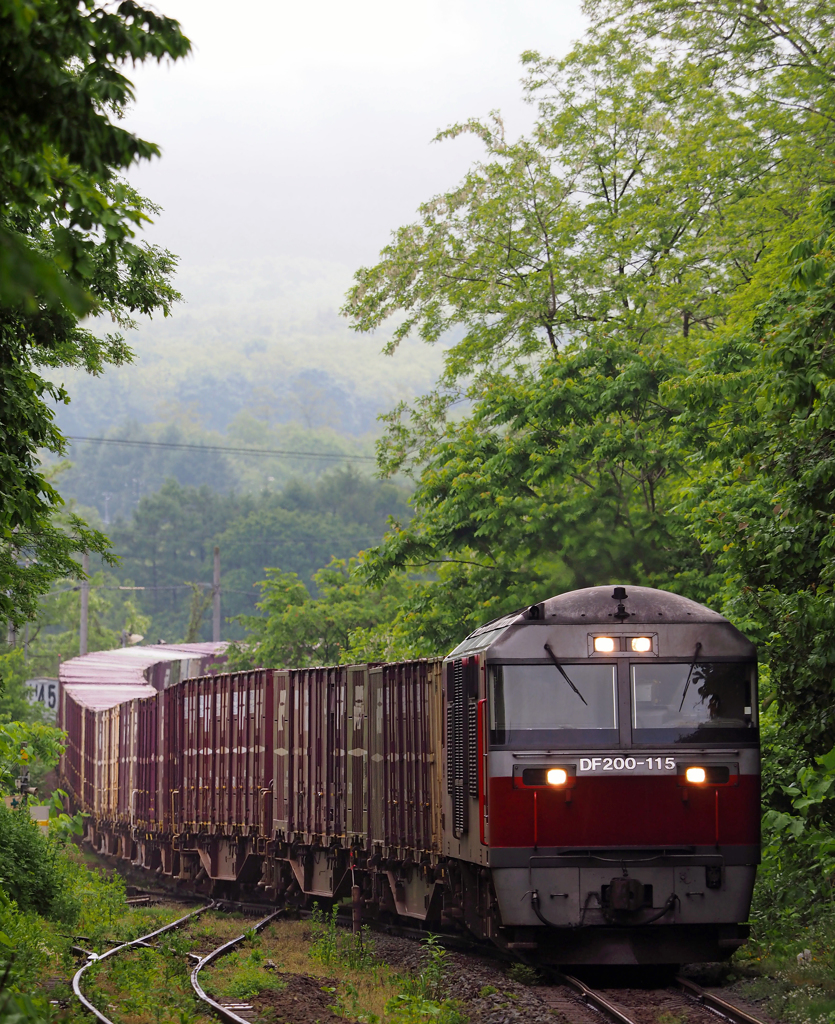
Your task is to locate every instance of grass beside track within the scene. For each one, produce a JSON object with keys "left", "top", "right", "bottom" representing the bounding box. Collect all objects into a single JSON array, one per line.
[
  {"left": 62, "top": 902, "right": 465, "bottom": 1024},
  {"left": 199, "top": 917, "right": 405, "bottom": 1020},
  {"left": 64, "top": 908, "right": 248, "bottom": 1024}
]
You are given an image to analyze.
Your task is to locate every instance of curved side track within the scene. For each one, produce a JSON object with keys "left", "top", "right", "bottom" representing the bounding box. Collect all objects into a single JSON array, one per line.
[
  {"left": 190, "top": 908, "right": 283, "bottom": 1024},
  {"left": 72, "top": 899, "right": 214, "bottom": 1024}
]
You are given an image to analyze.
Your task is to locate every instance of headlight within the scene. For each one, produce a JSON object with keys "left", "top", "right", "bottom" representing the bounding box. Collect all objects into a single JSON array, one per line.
[
  {"left": 594, "top": 636, "right": 615, "bottom": 652},
  {"left": 546, "top": 768, "right": 568, "bottom": 786},
  {"left": 685, "top": 766, "right": 707, "bottom": 784},
  {"left": 631, "top": 636, "right": 652, "bottom": 652}
]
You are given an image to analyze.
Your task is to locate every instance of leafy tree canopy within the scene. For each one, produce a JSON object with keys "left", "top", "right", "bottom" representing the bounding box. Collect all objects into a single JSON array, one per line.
[
  {"left": 668, "top": 192, "right": 835, "bottom": 755},
  {"left": 0, "top": 0, "right": 190, "bottom": 625},
  {"left": 337, "top": 0, "right": 835, "bottom": 760},
  {"left": 229, "top": 558, "right": 418, "bottom": 669}
]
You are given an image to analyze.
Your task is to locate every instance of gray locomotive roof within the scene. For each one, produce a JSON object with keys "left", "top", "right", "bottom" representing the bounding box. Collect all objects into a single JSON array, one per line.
[
  {"left": 475, "top": 585, "right": 727, "bottom": 633},
  {"left": 446, "top": 585, "right": 753, "bottom": 661}
]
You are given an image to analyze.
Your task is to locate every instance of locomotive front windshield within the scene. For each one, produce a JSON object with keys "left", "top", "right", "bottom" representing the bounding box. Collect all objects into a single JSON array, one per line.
[
  {"left": 631, "top": 661, "right": 757, "bottom": 743},
  {"left": 489, "top": 664, "right": 618, "bottom": 747}
]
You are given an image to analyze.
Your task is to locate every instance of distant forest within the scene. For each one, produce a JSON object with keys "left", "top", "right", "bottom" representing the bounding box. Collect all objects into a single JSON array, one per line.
[
  {"left": 81, "top": 467, "right": 411, "bottom": 645},
  {"left": 51, "top": 418, "right": 379, "bottom": 523}
]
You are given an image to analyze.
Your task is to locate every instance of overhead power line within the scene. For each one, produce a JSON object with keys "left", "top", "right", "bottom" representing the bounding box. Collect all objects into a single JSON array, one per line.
[{"left": 65, "top": 435, "right": 377, "bottom": 461}]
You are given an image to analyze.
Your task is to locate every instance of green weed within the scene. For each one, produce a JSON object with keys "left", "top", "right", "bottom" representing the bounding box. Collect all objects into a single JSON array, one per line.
[
  {"left": 384, "top": 993, "right": 466, "bottom": 1024},
  {"left": 309, "top": 903, "right": 377, "bottom": 971},
  {"left": 507, "top": 962, "right": 539, "bottom": 986}
]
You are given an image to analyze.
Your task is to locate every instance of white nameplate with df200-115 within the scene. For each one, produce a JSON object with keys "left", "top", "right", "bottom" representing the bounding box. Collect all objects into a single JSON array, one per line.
[{"left": 577, "top": 755, "right": 677, "bottom": 775}]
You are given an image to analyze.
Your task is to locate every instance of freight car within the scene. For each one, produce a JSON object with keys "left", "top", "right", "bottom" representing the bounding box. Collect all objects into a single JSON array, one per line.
[{"left": 59, "top": 586, "right": 759, "bottom": 965}]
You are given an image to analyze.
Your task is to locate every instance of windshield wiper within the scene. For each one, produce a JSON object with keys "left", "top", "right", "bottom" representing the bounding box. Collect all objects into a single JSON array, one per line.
[
  {"left": 678, "top": 641, "right": 703, "bottom": 712},
  {"left": 544, "top": 643, "right": 588, "bottom": 706}
]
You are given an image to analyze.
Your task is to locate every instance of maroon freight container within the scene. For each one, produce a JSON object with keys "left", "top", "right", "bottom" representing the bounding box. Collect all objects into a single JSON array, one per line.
[
  {"left": 58, "top": 644, "right": 226, "bottom": 823},
  {"left": 366, "top": 660, "right": 444, "bottom": 857},
  {"left": 169, "top": 671, "right": 274, "bottom": 837},
  {"left": 290, "top": 666, "right": 348, "bottom": 844},
  {"left": 272, "top": 671, "right": 293, "bottom": 837},
  {"left": 135, "top": 693, "right": 157, "bottom": 829},
  {"left": 346, "top": 666, "right": 368, "bottom": 841}
]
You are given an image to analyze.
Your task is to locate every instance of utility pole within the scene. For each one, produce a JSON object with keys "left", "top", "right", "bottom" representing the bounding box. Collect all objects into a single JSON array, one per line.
[
  {"left": 79, "top": 551, "right": 89, "bottom": 656},
  {"left": 212, "top": 546, "right": 221, "bottom": 643}
]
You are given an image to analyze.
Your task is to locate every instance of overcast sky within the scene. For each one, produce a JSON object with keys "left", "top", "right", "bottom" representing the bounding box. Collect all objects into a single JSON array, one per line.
[
  {"left": 126, "top": 0, "right": 585, "bottom": 281},
  {"left": 59, "top": 0, "right": 588, "bottom": 449}
]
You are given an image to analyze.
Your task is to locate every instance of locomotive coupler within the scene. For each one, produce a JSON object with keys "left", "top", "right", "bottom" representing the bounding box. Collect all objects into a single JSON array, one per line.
[{"left": 606, "top": 876, "right": 646, "bottom": 912}]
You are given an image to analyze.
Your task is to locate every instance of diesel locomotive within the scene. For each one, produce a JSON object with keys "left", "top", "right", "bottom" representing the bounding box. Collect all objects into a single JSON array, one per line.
[{"left": 59, "top": 584, "right": 759, "bottom": 965}]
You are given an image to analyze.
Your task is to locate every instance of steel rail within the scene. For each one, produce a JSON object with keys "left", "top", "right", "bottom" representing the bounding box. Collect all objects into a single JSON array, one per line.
[
  {"left": 560, "top": 973, "right": 640, "bottom": 1024},
  {"left": 190, "top": 908, "right": 283, "bottom": 1024},
  {"left": 676, "top": 975, "right": 767, "bottom": 1024},
  {"left": 558, "top": 973, "right": 770, "bottom": 1024},
  {"left": 72, "top": 899, "right": 215, "bottom": 1024}
]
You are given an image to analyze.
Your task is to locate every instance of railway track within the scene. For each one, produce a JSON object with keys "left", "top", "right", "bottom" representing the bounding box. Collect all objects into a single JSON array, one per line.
[
  {"left": 547, "top": 973, "right": 770, "bottom": 1024},
  {"left": 72, "top": 887, "right": 772, "bottom": 1024},
  {"left": 190, "top": 907, "right": 283, "bottom": 1024},
  {"left": 72, "top": 897, "right": 214, "bottom": 1024}
]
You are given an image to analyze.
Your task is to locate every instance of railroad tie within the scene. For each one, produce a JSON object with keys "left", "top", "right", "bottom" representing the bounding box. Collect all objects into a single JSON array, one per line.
[{"left": 219, "top": 1003, "right": 256, "bottom": 1022}]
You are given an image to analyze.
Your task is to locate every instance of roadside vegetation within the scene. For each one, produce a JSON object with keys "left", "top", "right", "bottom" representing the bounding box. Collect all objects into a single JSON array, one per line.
[
  {"left": 0, "top": 799, "right": 120, "bottom": 1021},
  {"left": 52, "top": 898, "right": 469, "bottom": 1024}
]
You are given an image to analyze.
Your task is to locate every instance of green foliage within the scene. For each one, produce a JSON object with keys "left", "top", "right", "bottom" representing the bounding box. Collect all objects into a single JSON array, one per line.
[
  {"left": 184, "top": 582, "right": 212, "bottom": 644},
  {"left": 221, "top": 947, "right": 284, "bottom": 1001},
  {"left": 0, "top": 0, "right": 190, "bottom": 306},
  {"left": 0, "top": 834, "right": 125, "bottom": 1013},
  {"left": 71, "top": 865, "right": 126, "bottom": 942},
  {"left": 94, "top": 468, "right": 410, "bottom": 644},
  {"left": 669, "top": 192, "right": 835, "bottom": 756},
  {"left": 0, "top": 989, "right": 52, "bottom": 1024},
  {"left": 18, "top": 566, "right": 150, "bottom": 682},
  {"left": 0, "top": 0, "right": 190, "bottom": 626},
  {"left": 335, "top": 0, "right": 835, "bottom": 753},
  {"left": 0, "top": 649, "right": 49, "bottom": 725},
  {"left": 0, "top": 804, "right": 67, "bottom": 918},
  {"left": 50, "top": 417, "right": 381, "bottom": 526},
  {"left": 506, "top": 963, "right": 539, "bottom": 986},
  {"left": 341, "top": 16, "right": 813, "bottom": 652},
  {"left": 385, "top": 934, "right": 465, "bottom": 1024},
  {"left": 415, "top": 935, "right": 447, "bottom": 1002},
  {"left": 231, "top": 558, "right": 419, "bottom": 668},
  {"left": 47, "top": 788, "right": 86, "bottom": 842},
  {"left": 0, "top": 896, "right": 65, "bottom": 1011},
  {"left": 308, "top": 903, "right": 377, "bottom": 972},
  {"left": 384, "top": 993, "right": 466, "bottom": 1024},
  {"left": 354, "top": 337, "right": 702, "bottom": 653},
  {"left": 0, "top": 720, "right": 64, "bottom": 797}
]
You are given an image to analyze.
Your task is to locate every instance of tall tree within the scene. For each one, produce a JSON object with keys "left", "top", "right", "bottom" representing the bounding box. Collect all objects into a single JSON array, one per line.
[
  {"left": 230, "top": 558, "right": 417, "bottom": 669},
  {"left": 342, "top": 0, "right": 835, "bottom": 655},
  {"left": 0, "top": 0, "right": 190, "bottom": 624},
  {"left": 670, "top": 191, "right": 835, "bottom": 755}
]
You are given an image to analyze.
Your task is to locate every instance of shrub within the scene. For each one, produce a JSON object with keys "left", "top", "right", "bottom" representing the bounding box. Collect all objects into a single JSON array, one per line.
[{"left": 0, "top": 804, "right": 64, "bottom": 918}]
